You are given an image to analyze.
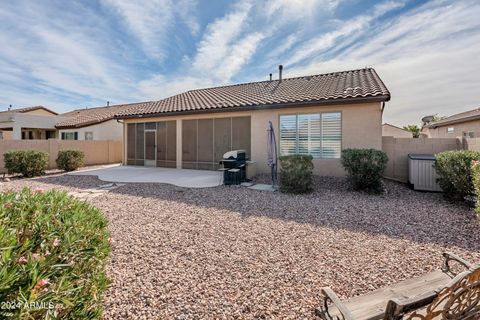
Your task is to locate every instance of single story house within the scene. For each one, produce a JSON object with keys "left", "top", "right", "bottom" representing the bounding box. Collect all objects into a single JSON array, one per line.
[
  {"left": 0, "top": 106, "right": 64, "bottom": 140},
  {"left": 115, "top": 68, "right": 390, "bottom": 176},
  {"left": 55, "top": 103, "right": 145, "bottom": 141},
  {"left": 425, "top": 107, "right": 480, "bottom": 138},
  {"left": 382, "top": 123, "right": 412, "bottom": 138}
]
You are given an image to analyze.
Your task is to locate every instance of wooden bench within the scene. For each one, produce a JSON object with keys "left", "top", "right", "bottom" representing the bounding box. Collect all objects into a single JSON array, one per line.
[{"left": 315, "top": 252, "right": 480, "bottom": 320}]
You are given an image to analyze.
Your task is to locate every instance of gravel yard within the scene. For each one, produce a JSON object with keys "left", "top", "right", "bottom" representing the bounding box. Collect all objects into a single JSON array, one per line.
[{"left": 2, "top": 174, "right": 479, "bottom": 319}]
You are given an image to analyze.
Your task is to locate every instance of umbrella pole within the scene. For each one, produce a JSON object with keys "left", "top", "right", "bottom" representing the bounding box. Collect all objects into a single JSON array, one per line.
[{"left": 271, "top": 165, "right": 275, "bottom": 187}]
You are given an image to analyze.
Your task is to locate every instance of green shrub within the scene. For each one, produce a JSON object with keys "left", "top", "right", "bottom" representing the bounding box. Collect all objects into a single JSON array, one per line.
[
  {"left": 341, "top": 148, "right": 388, "bottom": 193},
  {"left": 0, "top": 188, "right": 110, "bottom": 319},
  {"left": 435, "top": 150, "right": 480, "bottom": 201},
  {"left": 3, "top": 150, "right": 48, "bottom": 177},
  {"left": 278, "top": 155, "right": 314, "bottom": 193},
  {"left": 472, "top": 161, "right": 480, "bottom": 215},
  {"left": 56, "top": 149, "right": 85, "bottom": 172}
]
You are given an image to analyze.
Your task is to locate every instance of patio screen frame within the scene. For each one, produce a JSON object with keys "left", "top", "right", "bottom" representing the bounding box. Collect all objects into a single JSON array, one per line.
[
  {"left": 182, "top": 116, "right": 251, "bottom": 170},
  {"left": 127, "top": 121, "right": 176, "bottom": 167}
]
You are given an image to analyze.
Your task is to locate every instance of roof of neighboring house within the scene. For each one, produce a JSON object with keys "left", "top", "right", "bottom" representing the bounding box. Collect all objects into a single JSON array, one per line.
[
  {"left": 0, "top": 105, "right": 58, "bottom": 115},
  {"left": 382, "top": 123, "right": 409, "bottom": 131},
  {"left": 115, "top": 68, "right": 390, "bottom": 118},
  {"left": 427, "top": 107, "right": 480, "bottom": 128},
  {"left": 56, "top": 102, "right": 148, "bottom": 129}
]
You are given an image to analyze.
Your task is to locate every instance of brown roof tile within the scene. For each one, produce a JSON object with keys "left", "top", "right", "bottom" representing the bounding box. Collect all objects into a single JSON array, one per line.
[
  {"left": 56, "top": 102, "right": 150, "bottom": 129},
  {"left": 0, "top": 105, "right": 58, "bottom": 115},
  {"left": 115, "top": 68, "right": 390, "bottom": 118}
]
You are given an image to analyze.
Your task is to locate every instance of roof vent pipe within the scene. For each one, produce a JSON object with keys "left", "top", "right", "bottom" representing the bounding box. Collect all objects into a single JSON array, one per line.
[
  {"left": 279, "top": 65, "right": 283, "bottom": 82},
  {"left": 269, "top": 73, "right": 272, "bottom": 81}
]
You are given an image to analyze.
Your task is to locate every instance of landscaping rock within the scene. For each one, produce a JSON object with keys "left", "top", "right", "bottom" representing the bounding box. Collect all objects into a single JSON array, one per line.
[{"left": 1, "top": 174, "right": 479, "bottom": 319}]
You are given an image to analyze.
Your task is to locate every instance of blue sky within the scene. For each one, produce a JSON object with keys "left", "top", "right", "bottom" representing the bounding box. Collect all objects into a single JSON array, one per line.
[{"left": 0, "top": 0, "right": 479, "bottom": 126}]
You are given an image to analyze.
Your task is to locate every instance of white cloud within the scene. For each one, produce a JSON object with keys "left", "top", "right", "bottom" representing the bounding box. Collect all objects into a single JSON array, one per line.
[
  {"left": 100, "top": 0, "right": 174, "bottom": 59},
  {"left": 264, "top": 0, "right": 340, "bottom": 20},
  {"left": 174, "top": 0, "right": 200, "bottom": 35},
  {"left": 2, "top": 0, "right": 479, "bottom": 128},
  {"left": 285, "top": 0, "right": 405, "bottom": 66},
  {"left": 266, "top": 33, "right": 300, "bottom": 60},
  {"left": 138, "top": 74, "right": 215, "bottom": 100},
  {"left": 192, "top": 2, "right": 252, "bottom": 73},
  {"left": 0, "top": 1, "right": 142, "bottom": 110},
  {"left": 215, "top": 32, "right": 266, "bottom": 81},
  {"left": 287, "top": 0, "right": 480, "bottom": 126}
]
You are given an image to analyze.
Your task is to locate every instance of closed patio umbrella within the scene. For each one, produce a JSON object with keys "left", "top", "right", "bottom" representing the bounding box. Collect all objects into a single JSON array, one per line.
[{"left": 267, "top": 121, "right": 278, "bottom": 187}]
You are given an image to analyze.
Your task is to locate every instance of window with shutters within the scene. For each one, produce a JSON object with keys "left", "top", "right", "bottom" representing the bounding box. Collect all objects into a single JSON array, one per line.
[{"left": 279, "top": 112, "right": 341, "bottom": 159}]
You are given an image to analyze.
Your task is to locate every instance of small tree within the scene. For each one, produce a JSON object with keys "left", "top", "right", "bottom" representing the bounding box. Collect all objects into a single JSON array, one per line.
[
  {"left": 403, "top": 125, "right": 421, "bottom": 138},
  {"left": 432, "top": 114, "right": 446, "bottom": 122}
]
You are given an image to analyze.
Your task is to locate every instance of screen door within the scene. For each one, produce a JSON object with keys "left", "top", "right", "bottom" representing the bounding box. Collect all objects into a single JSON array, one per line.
[{"left": 144, "top": 130, "right": 156, "bottom": 166}]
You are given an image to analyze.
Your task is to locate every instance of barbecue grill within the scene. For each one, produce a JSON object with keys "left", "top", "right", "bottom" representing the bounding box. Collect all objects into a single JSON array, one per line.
[{"left": 219, "top": 150, "right": 247, "bottom": 185}]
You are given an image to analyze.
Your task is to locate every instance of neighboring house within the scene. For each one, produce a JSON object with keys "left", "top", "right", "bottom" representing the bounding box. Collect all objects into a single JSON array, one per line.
[
  {"left": 0, "top": 106, "right": 64, "bottom": 140},
  {"left": 115, "top": 68, "right": 390, "bottom": 176},
  {"left": 56, "top": 103, "right": 145, "bottom": 140},
  {"left": 425, "top": 107, "right": 480, "bottom": 138},
  {"left": 382, "top": 123, "right": 413, "bottom": 138}
]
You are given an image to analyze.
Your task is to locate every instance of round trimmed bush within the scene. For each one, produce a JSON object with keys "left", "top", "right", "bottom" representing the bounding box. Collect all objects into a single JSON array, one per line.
[
  {"left": 0, "top": 188, "right": 110, "bottom": 319},
  {"left": 341, "top": 148, "right": 388, "bottom": 193},
  {"left": 279, "top": 155, "right": 314, "bottom": 194},
  {"left": 3, "top": 149, "right": 48, "bottom": 177},
  {"left": 435, "top": 150, "right": 480, "bottom": 201},
  {"left": 56, "top": 149, "right": 85, "bottom": 172}
]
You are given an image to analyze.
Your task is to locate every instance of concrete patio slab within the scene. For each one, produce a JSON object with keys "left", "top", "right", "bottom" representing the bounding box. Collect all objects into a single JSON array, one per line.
[
  {"left": 69, "top": 165, "right": 222, "bottom": 188},
  {"left": 248, "top": 183, "right": 277, "bottom": 192}
]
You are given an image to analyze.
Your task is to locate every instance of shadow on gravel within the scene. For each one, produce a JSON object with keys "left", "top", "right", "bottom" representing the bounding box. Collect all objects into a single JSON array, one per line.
[{"left": 34, "top": 174, "right": 480, "bottom": 253}]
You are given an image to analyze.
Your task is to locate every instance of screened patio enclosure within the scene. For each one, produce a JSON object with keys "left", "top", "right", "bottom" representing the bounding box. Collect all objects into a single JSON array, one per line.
[
  {"left": 126, "top": 116, "right": 251, "bottom": 170},
  {"left": 127, "top": 121, "right": 177, "bottom": 168},
  {"left": 182, "top": 116, "right": 250, "bottom": 170}
]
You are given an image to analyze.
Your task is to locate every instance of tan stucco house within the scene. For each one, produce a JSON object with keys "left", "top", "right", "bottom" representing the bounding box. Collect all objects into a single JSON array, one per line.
[
  {"left": 55, "top": 103, "right": 144, "bottom": 141},
  {"left": 425, "top": 107, "right": 480, "bottom": 138},
  {"left": 115, "top": 68, "right": 390, "bottom": 176},
  {"left": 0, "top": 106, "right": 65, "bottom": 140},
  {"left": 382, "top": 123, "right": 412, "bottom": 138}
]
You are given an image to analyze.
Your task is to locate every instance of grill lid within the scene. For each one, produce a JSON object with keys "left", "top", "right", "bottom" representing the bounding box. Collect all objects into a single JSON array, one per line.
[{"left": 223, "top": 150, "right": 246, "bottom": 159}]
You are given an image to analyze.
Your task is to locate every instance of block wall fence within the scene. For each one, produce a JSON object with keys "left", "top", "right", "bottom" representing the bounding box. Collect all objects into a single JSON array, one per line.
[
  {"left": 0, "top": 140, "right": 122, "bottom": 173},
  {"left": 381, "top": 136, "right": 480, "bottom": 182}
]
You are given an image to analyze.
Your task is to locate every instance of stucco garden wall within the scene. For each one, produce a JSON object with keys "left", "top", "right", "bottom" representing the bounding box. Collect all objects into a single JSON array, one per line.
[
  {"left": 0, "top": 140, "right": 122, "bottom": 173},
  {"left": 382, "top": 136, "right": 461, "bottom": 182}
]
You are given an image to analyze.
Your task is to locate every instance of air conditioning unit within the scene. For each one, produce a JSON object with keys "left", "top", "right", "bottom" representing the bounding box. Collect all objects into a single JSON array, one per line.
[{"left": 408, "top": 154, "right": 442, "bottom": 192}]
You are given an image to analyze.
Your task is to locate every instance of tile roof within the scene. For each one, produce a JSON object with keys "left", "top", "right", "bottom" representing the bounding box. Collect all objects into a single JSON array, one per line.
[
  {"left": 56, "top": 102, "right": 149, "bottom": 129},
  {"left": 115, "top": 68, "right": 390, "bottom": 118},
  {"left": 427, "top": 107, "right": 480, "bottom": 128},
  {"left": 382, "top": 123, "right": 409, "bottom": 131},
  {"left": 0, "top": 105, "right": 58, "bottom": 115}
]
